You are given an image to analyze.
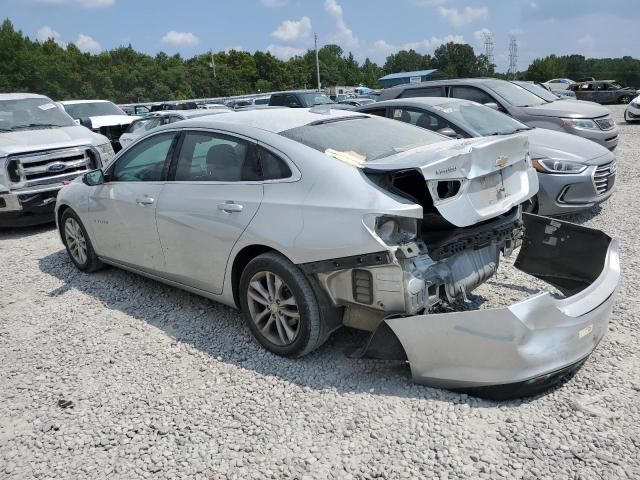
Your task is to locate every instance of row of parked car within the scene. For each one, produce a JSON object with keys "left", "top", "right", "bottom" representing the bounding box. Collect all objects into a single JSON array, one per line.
[
  {"left": 0, "top": 78, "right": 630, "bottom": 398},
  {"left": 544, "top": 78, "right": 639, "bottom": 104}
]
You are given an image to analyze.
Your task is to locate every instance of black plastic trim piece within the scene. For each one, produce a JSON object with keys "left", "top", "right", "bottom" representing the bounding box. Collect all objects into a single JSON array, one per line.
[{"left": 299, "top": 251, "right": 391, "bottom": 274}]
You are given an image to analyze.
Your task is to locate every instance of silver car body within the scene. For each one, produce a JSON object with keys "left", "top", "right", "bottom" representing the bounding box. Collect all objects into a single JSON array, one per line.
[
  {"left": 55, "top": 108, "right": 619, "bottom": 397},
  {"left": 358, "top": 98, "right": 616, "bottom": 216},
  {"left": 378, "top": 79, "right": 619, "bottom": 150},
  {"left": 1, "top": 93, "right": 114, "bottom": 226}
]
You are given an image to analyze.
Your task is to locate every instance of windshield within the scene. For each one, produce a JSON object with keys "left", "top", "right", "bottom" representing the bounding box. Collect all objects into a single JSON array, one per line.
[
  {"left": 280, "top": 115, "right": 445, "bottom": 162},
  {"left": 436, "top": 101, "right": 530, "bottom": 136},
  {"left": 514, "top": 82, "right": 558, "bottom": 102},
  {"left": 0, "top": 97, "right": 75, "bottom": 131},
  {"left": 484, "top": 80, "right": 547, "bottom": 107},
  {"left": 63, "top": 101, "right": 125, "bottom": 119},
  {"left": 301, "top": 93, "right": 334, "bottom": 107}
]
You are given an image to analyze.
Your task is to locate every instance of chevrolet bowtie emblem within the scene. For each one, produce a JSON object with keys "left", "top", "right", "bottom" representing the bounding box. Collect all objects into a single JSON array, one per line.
[{"left": 496, "top": 155, "right": 508, "bottom": 168}]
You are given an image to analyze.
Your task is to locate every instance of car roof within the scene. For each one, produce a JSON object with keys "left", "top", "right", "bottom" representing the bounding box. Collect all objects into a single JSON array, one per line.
[
  {"left": 60, "top": 99, "right": 113, "bottom": 105},
  {"left": 161, "top": 107, "right": 367, "bottom": 134},
  {"left": 149, "top": 109, "right": 219, "bottom": 119},
  {"left": 0, "top": 93, "right": 51, "bottom": 101},
  {"left": 271, "top": 90, "right": 324, "bottom": 95},
  {"left": 367, "top": 97, "right": 461, "bottom": 109}
]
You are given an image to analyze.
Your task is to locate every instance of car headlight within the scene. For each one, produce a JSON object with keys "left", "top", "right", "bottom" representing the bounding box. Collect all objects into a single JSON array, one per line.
[
  {"left": 562, "top": 118, "right": 598, "bottom": 130},
  {"left": 532, "top": 158, "right": 587, "bottom": 174},
  {"left": 95, "top": 142, "right": 115, "bottom": 163},
  {"left": 632, "top": 98, "right": 640, "bottom": 107},
  {"left": 363, "top": 214, "right": 417, "bottom": 246}
]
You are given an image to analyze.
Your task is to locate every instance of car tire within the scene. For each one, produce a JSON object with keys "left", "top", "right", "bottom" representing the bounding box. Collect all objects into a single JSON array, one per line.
[
  {"left": 239, "top": 252, "right": 323, "bottom": 358},
  {"left": 619, "top": 95, "right": 632, "bottom": 104},
  {"left": 61, "top": 209, "right": 104, "bottom": 272}
]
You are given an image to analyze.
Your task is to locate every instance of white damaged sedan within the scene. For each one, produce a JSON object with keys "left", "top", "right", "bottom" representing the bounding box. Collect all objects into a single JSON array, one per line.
[{"left": 55, "top": 108, "right": 619, "bottom": 399}]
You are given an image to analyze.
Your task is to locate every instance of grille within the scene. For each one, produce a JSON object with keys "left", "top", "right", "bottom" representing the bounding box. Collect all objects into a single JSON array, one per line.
[
  {"left": 594, "top": 160, "right": 616, "bottom": 195},
  {"left": 594, "top": 116, "right": 615, "bottom": 130},
  {"left": 8, "top": 147, "right": 93, "bottom": 188}
]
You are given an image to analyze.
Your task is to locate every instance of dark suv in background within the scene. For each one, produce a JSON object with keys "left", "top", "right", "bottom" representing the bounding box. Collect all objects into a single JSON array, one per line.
[
  {"left": 268, "top": 90, "right": 333, "bottom": 108},
  {"left": 378, "top": 78, "right": 618, "bottom": 150}
]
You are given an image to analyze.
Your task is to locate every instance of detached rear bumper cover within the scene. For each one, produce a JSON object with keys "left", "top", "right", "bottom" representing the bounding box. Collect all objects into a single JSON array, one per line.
[{"left": 360, "top": 213, "right": 620, "bottom": 397}]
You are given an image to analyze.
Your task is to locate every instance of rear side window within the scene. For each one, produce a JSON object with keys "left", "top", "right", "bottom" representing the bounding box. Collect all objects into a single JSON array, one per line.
[
  {"left": 259, "top": 147, "right": 291, "bottom": 180},
  {"left": 270, "top": 95, "right": 285, "bottom": 106},
  {"left": 360, "top": 108, "right": 387, "bottom": 117},
  {"left": 174, "top": 131, "right": 255, "bottom": 182},
  {"left": 400, "top": 87, "right": 443, "bottom": 98}
]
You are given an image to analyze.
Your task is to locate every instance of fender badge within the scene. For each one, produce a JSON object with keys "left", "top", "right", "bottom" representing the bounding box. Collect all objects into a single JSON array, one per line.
[{"left": 496, "top": 155, "right": 508, "bottom": 168}]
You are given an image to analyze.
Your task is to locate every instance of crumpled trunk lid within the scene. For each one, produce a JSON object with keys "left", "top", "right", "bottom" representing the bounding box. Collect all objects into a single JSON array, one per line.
[{"left": 365, "top": 135, "right": 538, "bottom": 227}]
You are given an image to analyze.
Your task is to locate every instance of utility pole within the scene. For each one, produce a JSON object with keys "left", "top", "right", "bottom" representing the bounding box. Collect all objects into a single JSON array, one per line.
[
  {"left": 314, "top": 33, "right": 321, "bottom": 91},
  {"left": 508, "top": 36, "right": 518, "bottom": 80},
  {"left": 209, "top": 50, "right": 217, "bottom": 80}
]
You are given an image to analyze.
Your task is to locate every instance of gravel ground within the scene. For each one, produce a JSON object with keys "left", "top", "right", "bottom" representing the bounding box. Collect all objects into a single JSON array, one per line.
[{"left": 1, "top": 105, "right": 639, "bottom": 479}]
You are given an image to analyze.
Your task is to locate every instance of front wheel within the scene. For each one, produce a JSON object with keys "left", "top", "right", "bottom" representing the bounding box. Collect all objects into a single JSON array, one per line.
[
  {"left": 239, "top": 252, "right": 323, "bottom": 357},
  {"left": 61, "top": 209, "right": 104, "bottom": 272},
  {"left": 619, "top": 95, "right": 632, "bottom": 104}
]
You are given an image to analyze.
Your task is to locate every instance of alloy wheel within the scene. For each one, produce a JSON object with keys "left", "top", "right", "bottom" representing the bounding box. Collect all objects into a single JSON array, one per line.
[
  {"left": 246, "top": 271, "right": 301, "bottom": 346},
  {"left": 64, "top": 217, "right": 88, "bottom": 265}
]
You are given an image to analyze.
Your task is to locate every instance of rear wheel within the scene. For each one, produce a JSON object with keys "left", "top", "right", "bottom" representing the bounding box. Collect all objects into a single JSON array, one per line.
[
  {"left": 619, "top": 94, "right": 632, "bottom": 104},
  {"left": 61, "top": 209, "right": 103, "bottom": 272},
  {"left": 239, "top": 252, "right": 322, "bottom": 357}
]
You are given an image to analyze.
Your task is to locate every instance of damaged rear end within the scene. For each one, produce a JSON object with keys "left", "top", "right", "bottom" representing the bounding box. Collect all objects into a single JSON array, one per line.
[
  {"left": 310, "top": 133, "right": 618, "bottom": 399},
  {"left": 358, "top": 214, "right": 619, "bottom": 400}
]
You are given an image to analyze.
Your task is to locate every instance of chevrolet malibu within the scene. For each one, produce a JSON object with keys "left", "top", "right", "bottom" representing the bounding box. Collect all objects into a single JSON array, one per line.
[{"left": 55, "top": 108, "right": 619, "bottom": 399}]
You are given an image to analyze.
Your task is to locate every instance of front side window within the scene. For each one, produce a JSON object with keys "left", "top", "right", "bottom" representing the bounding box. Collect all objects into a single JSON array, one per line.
[
  {"left": 174, "top": 131, "right": 254, "bottom": 182},
  {"left": 300, "top": 93, "right": 333, "bottom": 106},
  {"left": 392, "top": 108, "right": 461, "bottom": 135},
  {"left": 111, "top": 132, "right": 176, "bottom": 182}
]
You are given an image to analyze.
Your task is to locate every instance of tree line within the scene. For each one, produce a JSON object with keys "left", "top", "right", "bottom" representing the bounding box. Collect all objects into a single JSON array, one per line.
[{"left": 1, "top": 19, "right": 638, "bottom": 104}]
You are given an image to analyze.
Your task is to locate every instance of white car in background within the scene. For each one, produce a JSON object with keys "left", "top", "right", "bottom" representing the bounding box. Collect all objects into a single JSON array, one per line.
[
  {"left": 60, "top": 100, "right": 139, "bottom": 151},
  {"left": 119, "top": 109, "right": 229, "bottom": 149},
  {"left": 624, "top": 95, "right": 640, "bottom": 123},
  {"left": 543, "top": 78, "right": 575, "bottom": 90}
]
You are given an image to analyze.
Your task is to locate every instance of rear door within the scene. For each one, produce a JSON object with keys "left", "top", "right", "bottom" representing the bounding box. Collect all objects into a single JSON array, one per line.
[
  {"left": 155, "top": 130, "right": 264, "bottom": 294},
  {"left": 88, "top": 131, "right": 178, "bottom": 273}
]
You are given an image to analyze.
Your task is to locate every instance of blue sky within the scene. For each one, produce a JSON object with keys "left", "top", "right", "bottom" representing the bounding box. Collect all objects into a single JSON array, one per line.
[{"left": 1, "top": 0, "right": 638, "bottom": 71}]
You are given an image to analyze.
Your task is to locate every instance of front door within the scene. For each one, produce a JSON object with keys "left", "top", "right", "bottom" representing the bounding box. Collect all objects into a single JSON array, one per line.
[
  {"left": 88, "top": 131, "right": 178, "bottom": 273},
  {"left": 156, "top": 130, "right": 264, "bottom": 294}
]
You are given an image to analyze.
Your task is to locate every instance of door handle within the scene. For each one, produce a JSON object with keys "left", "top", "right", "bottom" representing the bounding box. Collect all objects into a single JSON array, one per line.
[
  {"left": 136, "top": 196, "right": 155, "bottom": 206},
  {"left": 218, "top": 202, "right": 243, "bottom": 213}
]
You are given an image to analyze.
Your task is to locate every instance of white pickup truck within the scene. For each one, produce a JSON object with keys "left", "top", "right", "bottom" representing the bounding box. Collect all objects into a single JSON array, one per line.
[{"left": 0, "top": 93, "right": 115, "bottom": 226}]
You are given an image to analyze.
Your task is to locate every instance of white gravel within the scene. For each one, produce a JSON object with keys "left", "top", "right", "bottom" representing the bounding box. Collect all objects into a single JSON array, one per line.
[{"left": 1, "top": 105, "right": 639, "bottom": 479}]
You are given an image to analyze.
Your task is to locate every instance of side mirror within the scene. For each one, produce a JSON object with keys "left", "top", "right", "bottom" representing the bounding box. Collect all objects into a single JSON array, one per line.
[
  {"left": 437, "top": 127, "right": 458, "bottom": 138},
  {"left": 485, "top": 102, "right": 500, "bottom": 111},
  {"left": 83, "top": 169, "right": 105, "bottom": 186}
]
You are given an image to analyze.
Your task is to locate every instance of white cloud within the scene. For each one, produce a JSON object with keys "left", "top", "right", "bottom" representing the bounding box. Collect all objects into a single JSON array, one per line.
[
  {"left": 225, "top": 45, "right": 244, "bottom": 52},
  {"left": 413, "top": 0, "right": 449, "bottom": 5},
  {"left": 438, "top": 6, "right": 488, "bottom": 27},
  {"left": 33, "top": 0, "right": 114, "bottom": 8},
  {"left": 266, "top": 44, "right": 304, "bottom": 59},
  {"left": 272, "top": 16, "right": 312, "bottom": 42},
  {"left": 36, "top": 25, "right": 66, "bottom": 47},
  {"left": 161, "top": 30, "right": 200, "bottom": 47},
  {"left": 260, "top": 0, "right": 287, "bottom": 7},
  {"left": 325, "top": 0, "right": 358, "bottom": 48},
  {"left": 473, "top": 28, "right": 491, "bottom": 44},
  {"left": 74, "top": 33, "right": 100, "bottom": 53},
  {"left": 371, "top": 35, "right": 464, "bottom": 61},
  {"left": 577, "top": 34, "right": 595, "bottom": 50}
]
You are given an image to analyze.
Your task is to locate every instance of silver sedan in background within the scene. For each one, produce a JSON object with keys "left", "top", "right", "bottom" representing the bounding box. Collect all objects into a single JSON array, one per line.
[
  {"left": 357, "top": 97, "right": 616, "bottom": 216},
  {"left": 55, "top": 108, "right": 619, "bottom": 399}
]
